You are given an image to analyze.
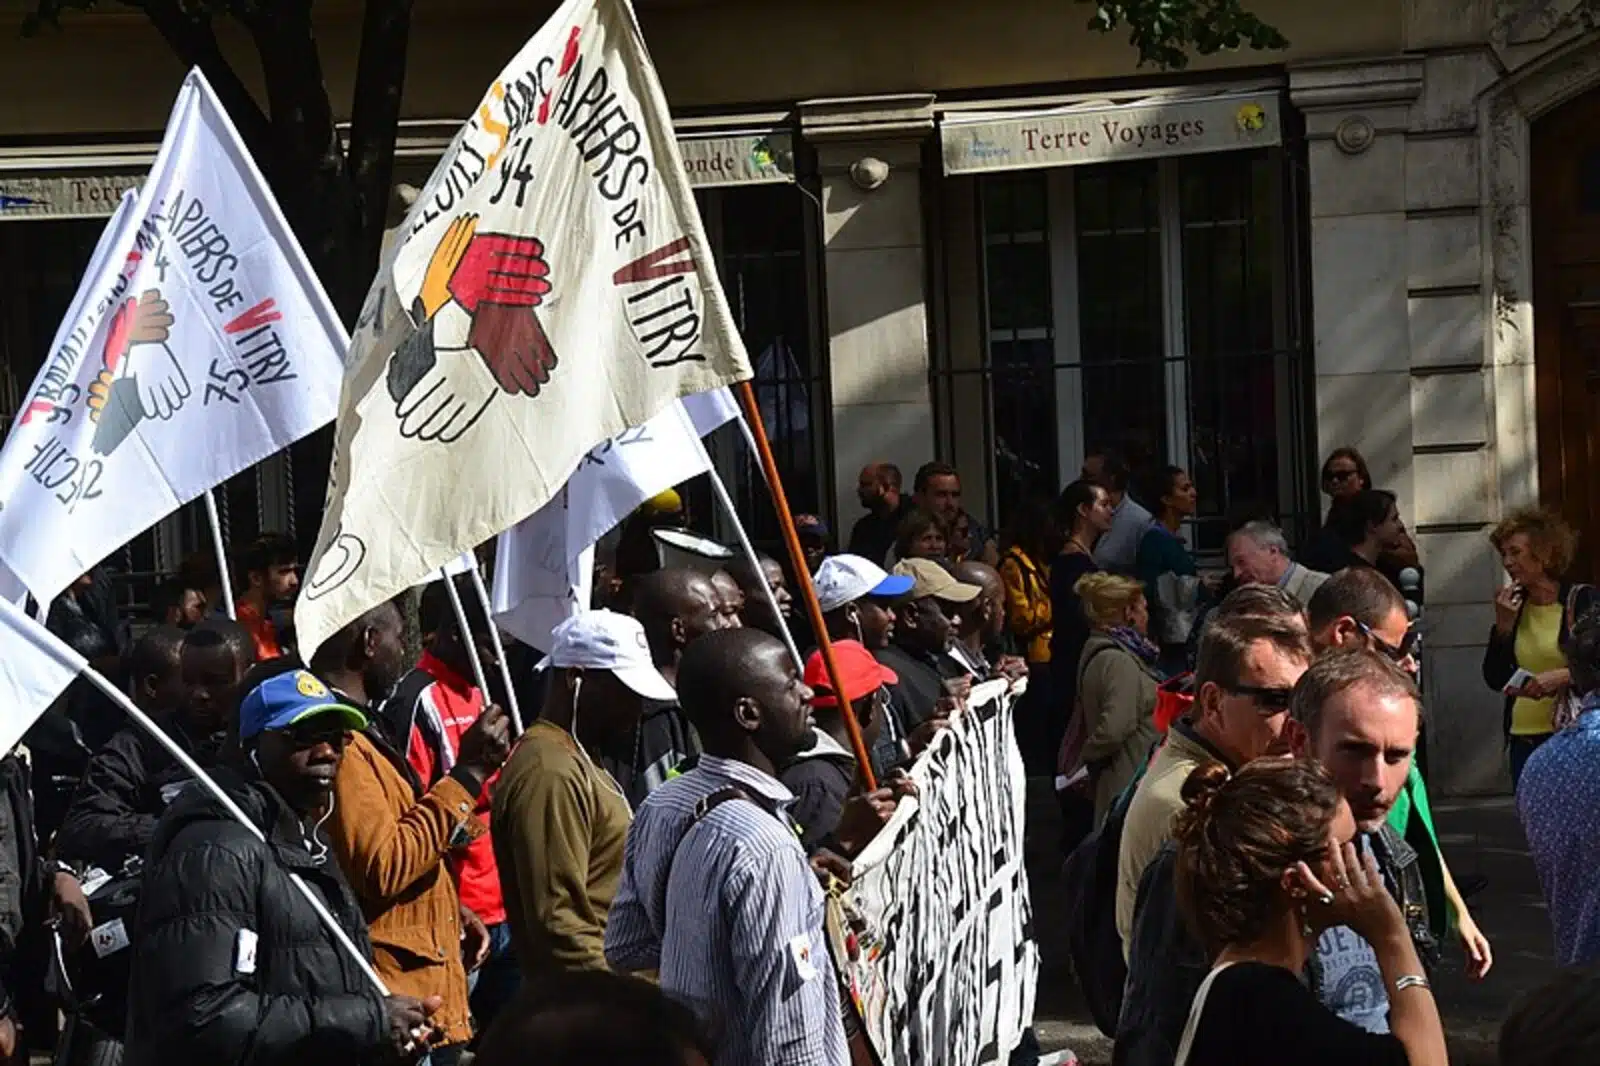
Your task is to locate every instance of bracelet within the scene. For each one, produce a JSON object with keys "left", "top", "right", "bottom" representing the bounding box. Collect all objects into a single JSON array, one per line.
[{"left": 1394, "top": 974, "right": 1431, "bottom": 993}]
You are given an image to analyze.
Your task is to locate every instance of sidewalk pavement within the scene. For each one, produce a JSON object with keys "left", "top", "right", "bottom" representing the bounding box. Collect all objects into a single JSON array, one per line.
[{"left": 1026, "top": 786, "right": 1555, "bottom": 1065}]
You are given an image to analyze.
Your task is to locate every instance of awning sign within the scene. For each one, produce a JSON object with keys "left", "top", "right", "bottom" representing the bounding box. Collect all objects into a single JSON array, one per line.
[
  {"left": 0, "top": 175, "right": 142, "bottom": 220},
  {"left": 941, "top": 91, "right": 1281, "bottom": 175},
  {"left": 2, "top": 132, "right": 795, "bottom": 221},
  {"left": 678, "top": 132, "right": 794, "bottom": 188}
]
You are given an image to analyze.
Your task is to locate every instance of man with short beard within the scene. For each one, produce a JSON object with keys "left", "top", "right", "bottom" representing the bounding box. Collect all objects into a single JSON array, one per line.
[{"left": 320, "top": 600, "right": 514, "bottom": 1063}]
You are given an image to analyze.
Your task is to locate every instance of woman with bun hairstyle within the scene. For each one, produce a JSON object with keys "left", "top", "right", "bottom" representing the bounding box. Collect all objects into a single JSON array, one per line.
[{"left": 1170, "top": 759, "right": 1448, "bottom": 1066}]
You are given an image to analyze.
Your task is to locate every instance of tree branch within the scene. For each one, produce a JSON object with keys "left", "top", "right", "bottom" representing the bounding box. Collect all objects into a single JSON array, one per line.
[{"left": 136, "top": 0, "right": 276, "bottom": 164}]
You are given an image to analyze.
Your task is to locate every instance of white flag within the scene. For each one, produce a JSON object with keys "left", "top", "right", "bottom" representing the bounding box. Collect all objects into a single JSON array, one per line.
[
  {"left": 297, "top": 0, "right": 753, "bottom": 658},
  {"left": 0, "top": 69, "right": 347, "bottom": 604},
  {"left": 491, "top": 392, "right": 736, "bottom": 648},
  {"left": 0, "top": 597, "right": 86, "bottom": 755}
]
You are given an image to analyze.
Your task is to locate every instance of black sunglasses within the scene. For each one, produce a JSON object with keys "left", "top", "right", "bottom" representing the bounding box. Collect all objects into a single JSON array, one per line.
[
  {"left": 281, "top": 723, "right": 351, "bottom": 750},
  {"left": 1226, "top": 684, "right": 1294, "bottom": 713},
  {"left": 1353, "top": 619, "right": 1418, "bottom": 663}
]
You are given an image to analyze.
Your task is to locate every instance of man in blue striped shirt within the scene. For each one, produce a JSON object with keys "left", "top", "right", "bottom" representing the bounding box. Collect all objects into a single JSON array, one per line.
[{"left": 606, "top": 628, "right": 848, "bottom": 1066}]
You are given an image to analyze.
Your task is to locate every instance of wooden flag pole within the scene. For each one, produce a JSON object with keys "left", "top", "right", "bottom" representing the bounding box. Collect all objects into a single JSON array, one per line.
[{"left": 735, "top": 381, "right": 877, "bottom": 791}]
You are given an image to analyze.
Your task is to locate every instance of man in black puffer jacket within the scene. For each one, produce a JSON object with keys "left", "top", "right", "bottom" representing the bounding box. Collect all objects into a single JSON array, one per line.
[{"left": 125, "top": 668, "right": 441, "bottom": 1066}]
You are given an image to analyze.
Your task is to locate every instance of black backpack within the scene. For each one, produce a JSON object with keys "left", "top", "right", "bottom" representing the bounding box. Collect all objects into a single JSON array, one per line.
[{"left": 1061, "top": 763, "right": 1147, "bottom": 1037}]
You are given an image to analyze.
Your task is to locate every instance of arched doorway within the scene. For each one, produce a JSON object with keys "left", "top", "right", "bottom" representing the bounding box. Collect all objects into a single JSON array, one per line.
[{"left": 1532, "top": 88, "right": 1600, "bottom": 582}]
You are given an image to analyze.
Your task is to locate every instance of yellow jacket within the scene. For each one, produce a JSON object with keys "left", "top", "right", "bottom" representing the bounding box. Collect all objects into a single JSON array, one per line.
[{"left": 1000, "top": 547, "right": 1053, "bottom": 663}]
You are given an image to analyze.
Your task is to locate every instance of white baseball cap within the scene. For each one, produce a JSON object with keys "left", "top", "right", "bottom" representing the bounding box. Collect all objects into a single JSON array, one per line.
[
  {"left": 813, "top": 554, "right": 915, "bottom": 614},
  {"left": 548, "top": 610, "right": 676, "bottom": 701}
]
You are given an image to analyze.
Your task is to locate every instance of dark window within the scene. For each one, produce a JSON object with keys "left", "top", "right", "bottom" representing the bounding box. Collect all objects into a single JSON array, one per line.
[{"left": 691, "top": 182, "right": 825, "bottom": 548}]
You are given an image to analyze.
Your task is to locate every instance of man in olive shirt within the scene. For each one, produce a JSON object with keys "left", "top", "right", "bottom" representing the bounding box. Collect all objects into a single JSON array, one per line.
[{"left": 491, "top": 611, "right": 674, "bottom": 978}]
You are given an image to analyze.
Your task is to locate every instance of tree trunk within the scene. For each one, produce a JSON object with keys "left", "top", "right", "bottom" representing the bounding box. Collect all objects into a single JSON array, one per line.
[
  {"left": 347, "top": 0, "right": 418, "bottom": 288},
  {"left": 248, "top": 1, "right": 365, "bottom": 322}
]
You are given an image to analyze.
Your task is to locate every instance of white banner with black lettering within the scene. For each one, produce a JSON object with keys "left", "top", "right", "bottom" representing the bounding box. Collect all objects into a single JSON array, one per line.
[
  {"left": 0, "top": 69, "right": 346, "bottom": 604},
  {"left": 840, "top": 680, "right": 1038, "bottom": 1066}
]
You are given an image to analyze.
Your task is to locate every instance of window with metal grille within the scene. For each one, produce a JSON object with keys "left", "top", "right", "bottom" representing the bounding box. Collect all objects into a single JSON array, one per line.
[
  {"left": 945, "top": 143, "right": 1314, "bottom": 555},
  {"left": 687, "top": 181, "right": 827, "bottom": 549}
]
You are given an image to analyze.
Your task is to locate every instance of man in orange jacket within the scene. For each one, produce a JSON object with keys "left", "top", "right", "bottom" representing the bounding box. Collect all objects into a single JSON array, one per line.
[{"left": 315, "top": 598, "right": 513, "bottom": 1064}]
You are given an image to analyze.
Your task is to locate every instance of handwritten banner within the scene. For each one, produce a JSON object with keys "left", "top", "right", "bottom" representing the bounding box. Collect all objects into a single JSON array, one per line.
[
  {"left": 0, "top": 71, "right": 346, "bottom": 603},
  {"left": 298, "top": 0, "right": 753, "bottom": 658},
  {"left": 841, "top": 680, "right": 1039, "bottom": 1066}
]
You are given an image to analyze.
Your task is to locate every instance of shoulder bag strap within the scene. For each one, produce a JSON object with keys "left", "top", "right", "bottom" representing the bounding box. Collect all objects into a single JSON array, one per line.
[
  {"left": 658, "top": 784, "right": 790, "bottom": 920},
  {"left": 1173, "top": 961, "right": 1237, "bottom": 1066}
]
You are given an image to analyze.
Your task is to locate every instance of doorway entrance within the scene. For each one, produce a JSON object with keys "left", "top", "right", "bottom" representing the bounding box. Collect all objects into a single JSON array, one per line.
[{"left": 1532, "top": 89, "right": 1600, "bottom": 583}]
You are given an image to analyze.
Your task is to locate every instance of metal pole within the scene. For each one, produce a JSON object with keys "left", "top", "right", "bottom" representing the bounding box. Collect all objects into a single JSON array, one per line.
[
  {"left": 467, "top": 563, "right": 524, "bottom": 734},
  {"left": 202, "top": 489, "right": 237, "bottom": 620},
  {"left": 442, "top": 573, "right": 493, "bottom": 697},
  {"left": 700, "top": 442, "right": 803, "bottom": 672}
]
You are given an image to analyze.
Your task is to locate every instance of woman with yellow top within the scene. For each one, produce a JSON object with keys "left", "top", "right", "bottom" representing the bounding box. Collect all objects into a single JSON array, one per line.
[
  {"left": 1000, "top": 496, "right": 1060, "bottom": 775},
  {"left": 1482, "top": 508, "right": 1594, "bottom": 789}
]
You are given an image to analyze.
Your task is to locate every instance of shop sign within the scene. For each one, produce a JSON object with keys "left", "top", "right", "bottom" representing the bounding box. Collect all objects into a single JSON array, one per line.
[
  {"left": 677, "top": 132, "right": 795, "bottom": 188},
  {"left": 941, "top": 91, "right": 1281, "bottom": 175},
  {"left": 0, "top": 174, "right": 143, "bottom": 220},
  {"left": 0, "top": 130, "right": 794, "bottom": 221}
]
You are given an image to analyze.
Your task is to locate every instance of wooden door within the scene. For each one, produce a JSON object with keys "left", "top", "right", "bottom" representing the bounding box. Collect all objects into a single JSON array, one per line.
[{"left": 1532, "top": 91, "right": 1600, "bottom": 583}]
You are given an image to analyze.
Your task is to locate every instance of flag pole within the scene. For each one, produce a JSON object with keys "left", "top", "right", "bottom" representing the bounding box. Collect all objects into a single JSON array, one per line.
[
  {"left": 467, "top": 564, "right": 524, "bottom": 735},
  {"left": 442, "top": 573, "right": 494, "bottom": 700},
  {"left": 74, "top": 663, "right": 390, "bottom": 996},
  {"left": 698, "top": 441, "right": 804, "bottom": 672},
  {"left": 201, "top": 489, "right": 237, "bottom": 620},
  {"left": 735, "top": 381, "right": 876, "bottom": 791}
]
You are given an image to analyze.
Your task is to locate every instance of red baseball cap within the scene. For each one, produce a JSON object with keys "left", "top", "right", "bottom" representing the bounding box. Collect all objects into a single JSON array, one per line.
[{"left": 804, "top": 639, "right": 898, "bottom": 708}]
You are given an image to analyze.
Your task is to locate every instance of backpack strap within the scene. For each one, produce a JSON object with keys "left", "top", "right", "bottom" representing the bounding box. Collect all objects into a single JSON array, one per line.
[{"left": 658, "top": 784, "right": 791, "bottom": 920}]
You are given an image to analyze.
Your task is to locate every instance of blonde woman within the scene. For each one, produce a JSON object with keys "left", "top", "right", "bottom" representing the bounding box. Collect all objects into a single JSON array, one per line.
[
  {"left": 1483, "top": 507, "right": 1594, "bottom": 787},
  {"left": 1074, "top": 571, "right": 1163, "bottom": 821}
]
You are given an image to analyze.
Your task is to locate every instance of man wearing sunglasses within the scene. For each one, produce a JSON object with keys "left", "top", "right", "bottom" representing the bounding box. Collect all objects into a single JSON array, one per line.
[
  {"left": 128, "top": 669, "right": 441, "bottom": 1066},
  {"left": 1306, "top": 568, "right": 1492, "bottom": 986},
  {"left": 1112, "top": 598, "right": 1313, "bottom": 1066}
]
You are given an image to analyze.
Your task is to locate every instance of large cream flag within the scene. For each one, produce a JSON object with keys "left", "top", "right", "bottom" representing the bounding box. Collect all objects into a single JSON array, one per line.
[{"left": 296, "top": 0, "right": 753, "bottom": 656}]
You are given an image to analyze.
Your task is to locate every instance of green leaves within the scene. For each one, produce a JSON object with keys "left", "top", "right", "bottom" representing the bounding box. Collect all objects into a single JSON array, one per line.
[{"left": 1081, "top": 0, "right": 1290, "bottom": 69}]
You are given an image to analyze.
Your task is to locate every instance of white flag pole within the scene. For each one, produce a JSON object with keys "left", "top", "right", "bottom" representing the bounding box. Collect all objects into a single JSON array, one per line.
[
  {"left": 74, "top": 663, "right": 389, "bottom": 996},
  {"left": 698, "top": 440, "right": 803, "bottom": 671},
  {"left": 202, "top": 490, "right": 237, "bottom": 620},
  {"left": 442, "top": 574, "right": 494, "bottom": 699},
  {"left": 467, "top": 564, "right": 524, "bottom": 735}
]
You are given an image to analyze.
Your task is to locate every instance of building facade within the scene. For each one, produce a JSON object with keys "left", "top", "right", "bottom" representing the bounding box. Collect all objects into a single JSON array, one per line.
[{"left": 2, "top": 0, "right": 1597, "bottom": 793}]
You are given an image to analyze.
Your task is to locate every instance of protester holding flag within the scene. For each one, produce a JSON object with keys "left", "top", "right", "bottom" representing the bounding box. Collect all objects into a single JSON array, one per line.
[
  {"left": 318, "top": 599, "right": 514, "bottom": 1062},
  {"left": 784, "top": 640, "right": 895, "bottom": 851},
  {"left": 494, "top": 611, "right": 672, "bottom": 982},
  {"left": 384, "top": 577, "right": 519, "bottom": 1029},
  {"left": 126, "top": 669, "right": 437, "bottom": 1066}
]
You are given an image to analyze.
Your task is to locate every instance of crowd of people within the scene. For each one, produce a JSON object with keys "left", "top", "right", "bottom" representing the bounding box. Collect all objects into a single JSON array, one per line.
[{"left": 2, "top": 444, "right": 1596, "bottom": 1066}]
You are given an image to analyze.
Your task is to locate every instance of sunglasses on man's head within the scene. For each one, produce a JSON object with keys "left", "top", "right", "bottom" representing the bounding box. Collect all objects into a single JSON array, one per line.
[
  {"left": 1226, "top": 684, "right": 1294, "bottom": 713},
  {"left": 1353, "top": 619, "right": 1418, "bottom": 664}
]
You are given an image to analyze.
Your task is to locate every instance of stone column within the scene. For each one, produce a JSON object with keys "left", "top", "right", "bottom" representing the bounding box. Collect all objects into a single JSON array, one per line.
[
  {"left": 799, "top": 95, "right": 937, "bottom": 532},
  {"left": 1290, "top": 59, "right": 1424, "bottom": 511}
]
